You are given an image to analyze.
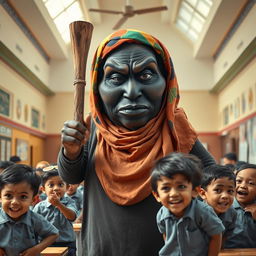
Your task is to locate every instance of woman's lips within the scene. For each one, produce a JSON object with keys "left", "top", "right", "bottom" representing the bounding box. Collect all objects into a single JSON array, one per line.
[{"left": 118, "top": 105, "right": 148, "bottom": 116}]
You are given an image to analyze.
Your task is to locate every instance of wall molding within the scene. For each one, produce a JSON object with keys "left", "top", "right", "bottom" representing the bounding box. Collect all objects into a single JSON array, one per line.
[
  {"left": 0, "top": 115, "right": 47, "bottom": 138},
  {"left": 0, "top": 42, "right": 54, "bottom": 96},
  {"left": 210, "top": 37, "right": 256, "bottom": 94}
]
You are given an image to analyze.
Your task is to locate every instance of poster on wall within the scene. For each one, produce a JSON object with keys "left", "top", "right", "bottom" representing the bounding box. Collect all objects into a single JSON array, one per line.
[
  {"left": 248, "top": 116, "right": 256, "bottom": 164},
  {"left": 16, "top": 139, "right": 29, "bottom": 161},
  {"left": 0, "top": 87, "right": 11, "bottom": 117},
  {"left": 239, "top": 123, "right": 248, "bottom": 162},
  {"left": 31, "top": 108, "right": 40, "bottom": 128}
]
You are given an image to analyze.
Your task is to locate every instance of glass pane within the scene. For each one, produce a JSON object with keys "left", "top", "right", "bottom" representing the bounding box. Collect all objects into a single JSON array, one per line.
[
  {"left": 66, "top": 2, "right": 83, "bottom": 21},
  {"left": 179, "top": 6, "right": 193, "bottom": 23},
  {"left": 45, "top": 0, "right": 64, "bottom": 18},
  {"left": 176, "top": 19, "right": 189, "bottom": 32},
  {"left": 63, "top": 0, "right": 75, "bottom": 8},
  {"left": 54, "top": 13, "right": 69, "bottom": 33},
  {"left": 187, "top": 29, "right": 198, "bottom": 41},
  {"left": 186, "top": 0, "right": 198, "bottom": 7},
  {"left": 190, "top": 15, "right": 203, "bottom": 32},
  {"left": 197, "top": 0, "right": 210, "bottom": 17},
  {"left": 61, "top": 29, "right": 71, "bottom": 43}
]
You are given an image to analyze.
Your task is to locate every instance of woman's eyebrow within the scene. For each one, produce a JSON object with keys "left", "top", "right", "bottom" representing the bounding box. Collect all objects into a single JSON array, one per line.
[
  {"left": 103, "top": 59, "right": 128, "bottom": 74},
  {"left": 133, "top": 56, "right": 158, "bottom": 73}
]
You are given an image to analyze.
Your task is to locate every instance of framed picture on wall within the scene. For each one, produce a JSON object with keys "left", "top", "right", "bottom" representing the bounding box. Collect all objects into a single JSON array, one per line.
[
  {"left": 31, "top": 107, "right": 40, "bottom": 128},
  {"left": 16, "top": 139, "right": 29, "bottom": 161},
  {"left": 0, "top": 87, "right": 11, "bottom": 117}
]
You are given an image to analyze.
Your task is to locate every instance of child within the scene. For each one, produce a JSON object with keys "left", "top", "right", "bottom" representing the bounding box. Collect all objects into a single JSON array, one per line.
[
  {"left": 199, "top": 165, "right": 237, "bottom": 247},
  {"left": 33, "top": 165, "right": 78, "bottom": 255},
  {"left": 224, "top": 163, "right": 256, "bottom": 248},
  {"left": 0, "top": 164, "right": 58, "bottom": 256},
  {"left": 65, "top": 183, "right": 83, "bottom": 216},
  {"left": 151, "top": 152, "right": 224, "bottom": 256}
]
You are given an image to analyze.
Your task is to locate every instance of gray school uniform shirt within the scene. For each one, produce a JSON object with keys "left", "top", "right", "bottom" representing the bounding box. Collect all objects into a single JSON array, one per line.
[
  {"left": 0, "top": 208, "right": 58, "bottom": 256},
  {"left": 156, "top": 198, "right": 225, "bottom": 256},
  {"left": 65, "top": 190, "right": 83, "bottom": 215},
  {"left": 224, "top": 199, "right": 256, "bottom": 248},
  {"left": 33, "top": 196, "right": 77, "bottom": 243},
  {"left": 218, "top": 206, "right": 237, "bottom": 240}
]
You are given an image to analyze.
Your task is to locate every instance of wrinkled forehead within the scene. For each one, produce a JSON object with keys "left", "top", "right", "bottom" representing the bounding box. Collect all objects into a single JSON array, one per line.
[{"left": 103, "top": 44, "right": 158, "bottom": 67}]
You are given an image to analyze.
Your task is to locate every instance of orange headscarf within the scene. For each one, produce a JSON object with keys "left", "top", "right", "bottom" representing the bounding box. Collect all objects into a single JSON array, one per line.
[{"left": 89, "top": 29, "right": 197, "bottom": 205}]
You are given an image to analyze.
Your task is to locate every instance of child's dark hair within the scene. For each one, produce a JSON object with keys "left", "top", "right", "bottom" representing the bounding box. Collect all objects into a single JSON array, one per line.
[
  {"left": 41, "top": 165, "right": 59, "bottom": 186},
  {"left": 151, "top": 152, "right": 203, "bottom": 192},
  {"left": 236, "top": 163, "right": 256, "bottom": 175},
  {"left": 224, "top": 152, "right": 237, "bottom": 161},
  {"left": 201, "top": 164, "right": 236, "bottom": 190},
  {"left": 0, "top": 160, "right": 15, "bottom": 170},
  {"left": 0, "top": 164, "right": 41, "bottom": 196}
]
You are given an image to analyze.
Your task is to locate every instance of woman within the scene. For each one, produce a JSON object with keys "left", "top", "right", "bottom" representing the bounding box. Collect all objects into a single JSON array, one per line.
[{"left": 58, "top": 29, "right": 215, "bottom": 256}]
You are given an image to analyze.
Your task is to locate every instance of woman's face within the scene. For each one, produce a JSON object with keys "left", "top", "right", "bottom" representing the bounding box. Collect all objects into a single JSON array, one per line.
[{"left": 98, "top": 44, "right": 166, "bottom": 130}]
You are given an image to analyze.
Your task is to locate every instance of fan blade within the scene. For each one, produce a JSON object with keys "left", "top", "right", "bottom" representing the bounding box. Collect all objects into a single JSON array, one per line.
[
  {"left": 89, "top": 8, "right": 123, "bottom": 15},
  {"left": 113, "top": 16, "right": 128, "bottom": 30},
  {"left": 134, "top": 6, "right": 168, "bottom": 15}
]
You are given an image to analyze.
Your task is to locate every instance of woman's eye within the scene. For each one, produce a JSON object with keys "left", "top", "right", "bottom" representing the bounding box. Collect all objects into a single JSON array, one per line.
[
  {"left": 107, "top": 73, "right": 124, "bottom": 85},
  {"left": 140, "top": 70, "right": 153, "bottom": 81}
]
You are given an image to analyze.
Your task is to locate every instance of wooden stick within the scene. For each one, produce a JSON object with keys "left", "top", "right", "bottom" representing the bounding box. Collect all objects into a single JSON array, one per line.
[{"left": 69, "top": 21, "right": 93, "bottom": 123}]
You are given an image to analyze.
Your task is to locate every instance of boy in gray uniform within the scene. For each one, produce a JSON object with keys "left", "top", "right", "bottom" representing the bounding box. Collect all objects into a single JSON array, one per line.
[
  {"left": 0, "top": 164, "right": 58, "bottom": 256},
  {"left": 199, "top": 165, "right": 237, "bottom": 247},
  {"left": 224, "top": 163, "right": 256, "bottom": 248},
  {"left": 65, "top": 183, "right": 83, "bottom": 216},
  {"left": 33, "top": 165, "right": 78, "bottom": 256},
  {"left": 151, "top": 153, "right": 224, "bottom": 256}
]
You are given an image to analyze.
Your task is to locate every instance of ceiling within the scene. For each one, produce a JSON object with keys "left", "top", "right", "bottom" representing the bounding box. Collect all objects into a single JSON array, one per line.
[{"left": 7, "top": 0, "right": 248, "bottom": 60}]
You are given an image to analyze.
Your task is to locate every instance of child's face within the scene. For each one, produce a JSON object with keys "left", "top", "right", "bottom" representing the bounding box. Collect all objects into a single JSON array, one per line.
[
  {"left": 42, "top": 175, "right": 67, "bottom": 199},
  {"left": 66, "top": 184, "right": 80, "bottom": 196},
  {"left": 152, "top": 174, "right": 197, "bottom": 218},
  {"left": 200, "top": 177, "right": 235, "bottom": 215},
  {"left": 236, "top": 168, "right": 256, "bottom": 206},
  {"left": 0, "top": 182, "right": 35, "bottom": 220}
]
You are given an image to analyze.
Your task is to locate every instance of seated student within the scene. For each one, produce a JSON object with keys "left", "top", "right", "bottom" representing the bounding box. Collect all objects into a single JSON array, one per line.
[
  {"left": 33, "top": 165, "right": 78, "bottom": 256},
  {"left": 223, "top": 152, "right": 237, "bottom": 166},
  {"left": 65, "top": 183, "right": 83, "bottom": 216},
  {"left": 224, "top": 163, "right": 256, "bottom": 248},
  {"left": 151, "top": 152, "right": 224, "bottom": 256},
  {"left": 9, "top": 155, "right": 21, "bottom": 164},
  {"left": 0, "top": 164, "right": 58, "bottom": 255},
  {"left": 199, "top": 165, "right": 237, "bottom": 247},
  {"left": 0, "top": 161, "right": 14, "bottom": 175}
]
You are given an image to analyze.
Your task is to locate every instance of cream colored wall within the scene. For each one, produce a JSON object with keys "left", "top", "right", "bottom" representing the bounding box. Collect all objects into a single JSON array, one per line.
[
  {"left": 0, "top": 6, "right": 50, "bottom": 85},
  {"left": 218, "top": 57, "right": 256, "bottom": 130},
  {"left": 0, "top": 61, "right": 47, "bottom": 132},
  {"left": 213, "top": 4, "right": 256, "bottom": 84},
  {"left": 179, "top": 90, "right": 218, "bottom": 132},
  {"left": 46, "top": 91, "right": 90, "bottom": 133}
]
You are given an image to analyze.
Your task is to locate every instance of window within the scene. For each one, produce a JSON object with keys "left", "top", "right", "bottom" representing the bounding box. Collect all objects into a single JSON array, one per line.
[
  {"left": 175, "top": 0, "right": 213, "bottom": 41},
  {"left": 42, "top": 0, "right": 85, "bottom": 43}
]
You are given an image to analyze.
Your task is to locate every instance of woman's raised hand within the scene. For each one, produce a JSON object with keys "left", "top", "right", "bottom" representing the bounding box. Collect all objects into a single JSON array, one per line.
[{"left": 61, "top": 119, "right": 89, "bottom": 160}]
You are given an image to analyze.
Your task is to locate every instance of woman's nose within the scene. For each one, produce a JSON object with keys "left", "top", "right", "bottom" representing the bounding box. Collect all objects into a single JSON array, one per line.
[{"left": 123, "top": 78, "right": 142, "bottom": 99}]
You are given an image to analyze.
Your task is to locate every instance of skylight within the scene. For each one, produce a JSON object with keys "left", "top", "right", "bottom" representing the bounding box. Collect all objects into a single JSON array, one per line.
[
  {"left": 175, "top": 0, "right": 213, "bottom": 41},
  {"left": 42, "top": 0, "right": 85, "bottom": 43}
]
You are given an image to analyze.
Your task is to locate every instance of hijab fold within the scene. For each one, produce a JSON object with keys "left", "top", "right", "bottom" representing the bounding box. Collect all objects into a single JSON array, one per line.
[{"left": 89, "top": 29, "right": 197, "bottom": 205}]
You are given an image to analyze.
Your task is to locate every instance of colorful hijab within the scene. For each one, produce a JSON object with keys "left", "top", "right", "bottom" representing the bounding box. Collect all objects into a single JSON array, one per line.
[{"left": 89, "top": 29, "right": 197, "bottom": 205}]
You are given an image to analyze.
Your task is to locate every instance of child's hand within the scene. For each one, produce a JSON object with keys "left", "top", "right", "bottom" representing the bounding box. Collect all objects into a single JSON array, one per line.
[
  {"left": 48, "top": 192, "right": 61, "bottom": 207},
  {"left": 19, "top": 246, "right": 40, "bottom": 256},
  {"left": 0, "top": 248, "right": 5, "bottom": 256},
  {"left": 245, "top": 203, "right": 256, "bottom": 219}
]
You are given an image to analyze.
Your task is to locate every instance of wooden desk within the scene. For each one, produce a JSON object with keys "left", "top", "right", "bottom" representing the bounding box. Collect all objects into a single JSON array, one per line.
[
  {"left": 219, "top": 248, "right": 256, "bottom": 256},
  {"left": 73, "top": 223, "right": 82, "bottom": 232},
  {"left": 41, "top": 247, "right": 68, "bottom": 256},
  {"left": 73, "top": 223, "right": 82, "bottom": 256}
]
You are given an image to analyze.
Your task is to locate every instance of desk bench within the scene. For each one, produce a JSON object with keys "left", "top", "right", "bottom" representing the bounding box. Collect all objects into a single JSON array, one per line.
[
  {"left": 41, "top": 247, "right": 68, "bottom": 256},
  {"left": 219, "top": 248, "right": 256, "bottom": 256}
]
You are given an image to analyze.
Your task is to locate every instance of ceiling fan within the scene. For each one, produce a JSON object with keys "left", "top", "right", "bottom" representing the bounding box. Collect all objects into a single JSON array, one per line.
[{"left": 89, "top": 0, "right": 168, "bottom": 30}]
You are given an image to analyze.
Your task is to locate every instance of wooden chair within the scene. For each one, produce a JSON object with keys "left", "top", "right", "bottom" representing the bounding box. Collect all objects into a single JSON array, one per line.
[
  {"left": 41, "top": 247, "right": 68, "bottom": 256},
  {"left": 219, "top": 248, "right": 256, "bottom": 256}
]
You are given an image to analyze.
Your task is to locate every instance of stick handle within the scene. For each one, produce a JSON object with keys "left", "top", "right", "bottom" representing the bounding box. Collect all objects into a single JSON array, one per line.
[{"left": 69, "top": 21, "right": 93, "bottom": 123}]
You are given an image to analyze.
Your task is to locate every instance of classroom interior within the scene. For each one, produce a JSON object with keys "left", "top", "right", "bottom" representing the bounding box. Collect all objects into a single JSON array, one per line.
[{"left": 0, "top": 0, "right": 255, "bottom": 167}]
